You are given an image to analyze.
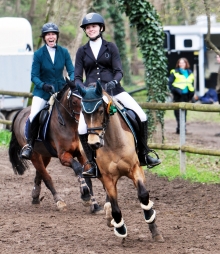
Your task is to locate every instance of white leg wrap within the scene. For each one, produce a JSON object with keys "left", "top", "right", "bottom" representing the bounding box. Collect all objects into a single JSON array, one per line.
[
  {"left": 111, "top": 218, "right": 127, "bottom": 238},
  {"left": 140, "top": 200, "right": 154, "bottom": 210},
  {"left": 111, "top": 218, "right": 125, "bottom": 228},
  {"left": 145, "top": 209, "right": 156, "bottom": 223}
]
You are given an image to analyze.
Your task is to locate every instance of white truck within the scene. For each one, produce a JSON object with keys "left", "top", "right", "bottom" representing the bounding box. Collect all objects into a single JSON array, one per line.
[
  {"left": 164, "top": 16, "right": 220, "bottom": 96},
  {"left": 0, "top": 17, "right": 33, "bottom": 128}
]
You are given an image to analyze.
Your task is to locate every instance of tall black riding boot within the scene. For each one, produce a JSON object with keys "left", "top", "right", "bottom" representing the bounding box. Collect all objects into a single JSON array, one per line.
[
  {"left": 79, "top": 134, "right": 99, "bottom": 178},
  {"left": 138, "top": 121, "right": 161, "bottom": 168},
  {"left": 20, "top": 121, "right": 35, "bottom": 160}
]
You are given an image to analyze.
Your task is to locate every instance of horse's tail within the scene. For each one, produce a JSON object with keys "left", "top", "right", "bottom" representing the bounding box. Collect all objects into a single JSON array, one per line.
[{"left": 8, "top": 110, "right": 29, "bottom": 175}]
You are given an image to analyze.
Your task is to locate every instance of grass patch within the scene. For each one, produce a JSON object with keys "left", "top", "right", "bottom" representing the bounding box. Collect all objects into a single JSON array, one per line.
[
  {"left": 146, "top": 150, "right": 220, "bottom": 184},
  {"left": 165, "top": 109, "right": 220, "bottom": 123},
  {"left": 0, "top": 130, "right": 11, "bottom": 147}
]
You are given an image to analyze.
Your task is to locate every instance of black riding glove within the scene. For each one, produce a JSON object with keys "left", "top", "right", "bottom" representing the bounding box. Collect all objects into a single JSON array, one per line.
[
  {"left": 105, "top": 80, "right": 118, "bottom": 90},
  {"left": 65, "top": 78, "right": 76, "bottom": 90},
  {"left": 42, "top": 84, "right": 54, "bottom": 93}
]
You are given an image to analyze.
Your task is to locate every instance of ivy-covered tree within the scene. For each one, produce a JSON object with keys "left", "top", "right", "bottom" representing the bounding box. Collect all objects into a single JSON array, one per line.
[
  {"left": 107, "top": 5, "right": 133, "bottom": 86},
  {"left": 117, "top": 0, "right": 168, "bottom": 140}
]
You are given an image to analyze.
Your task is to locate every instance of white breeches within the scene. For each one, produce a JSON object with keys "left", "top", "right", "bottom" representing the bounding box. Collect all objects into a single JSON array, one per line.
[
  {"left": 29, "top": 96, "right": 47, "bottom": 122},
  {"left": 78, "top": 91, "right": 147, "bottom": 135}
]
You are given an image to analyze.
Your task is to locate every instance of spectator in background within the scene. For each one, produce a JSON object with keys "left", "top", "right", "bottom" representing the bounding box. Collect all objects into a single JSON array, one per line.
[
  {"left": 192, "top": 88, "right": 218, "bottom": 104},
  {"left": 168, "top": 58, "right": 195, "bottom": 134}
]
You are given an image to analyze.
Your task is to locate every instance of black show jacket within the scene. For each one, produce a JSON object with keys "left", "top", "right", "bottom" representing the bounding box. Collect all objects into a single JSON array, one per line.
[{"left": 74, "top": 39, "right": 125, "bottom": 96}]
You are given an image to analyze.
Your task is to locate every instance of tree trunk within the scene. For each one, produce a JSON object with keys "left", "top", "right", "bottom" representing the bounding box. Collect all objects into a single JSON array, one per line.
[
  {"left": 68, "top": 0, "right": 91, "bottom": 64},
  {"left": 27, "top": 0, "right": 37, "bottom": 24},
  {"left": 15, "top": 0, "right": 21, "bottom": 15},
  {"left": 36, "top": 0, "right": 55, "bottom": 49}
]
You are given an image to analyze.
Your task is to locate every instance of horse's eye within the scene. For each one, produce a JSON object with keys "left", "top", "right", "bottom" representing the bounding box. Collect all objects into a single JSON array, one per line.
[{"left": 99, "top": 109, "right": 104, "bottom": 115}]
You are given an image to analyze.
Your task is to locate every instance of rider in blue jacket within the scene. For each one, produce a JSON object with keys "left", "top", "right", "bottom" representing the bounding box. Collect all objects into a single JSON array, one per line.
[{"left": 21, "top": 22, "right": 74, "bottom": 159}]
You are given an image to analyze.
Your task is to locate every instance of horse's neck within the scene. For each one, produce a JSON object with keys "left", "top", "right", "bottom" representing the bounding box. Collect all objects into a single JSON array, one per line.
[{"left": 106, "top": 113, "right": 128, "bottom": 146}]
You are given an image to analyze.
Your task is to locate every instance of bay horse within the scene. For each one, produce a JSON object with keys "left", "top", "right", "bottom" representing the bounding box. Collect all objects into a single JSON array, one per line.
[
  {"left": 8, "top": 82, "right": 102, "bottom": 213},
  {"left": 77, "top": 81, "right": 164, "bottom": 241}
]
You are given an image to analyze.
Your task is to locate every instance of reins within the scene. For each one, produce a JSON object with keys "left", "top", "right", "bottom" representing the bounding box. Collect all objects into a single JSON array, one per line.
[{"left": 50, "top": 89, "right": 81, "bottom": 125}]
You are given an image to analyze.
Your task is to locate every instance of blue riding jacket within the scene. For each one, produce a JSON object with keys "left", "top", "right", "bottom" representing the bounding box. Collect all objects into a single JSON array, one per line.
[{"left": 31, "top": 44, "right": 74, "bottom": 101}]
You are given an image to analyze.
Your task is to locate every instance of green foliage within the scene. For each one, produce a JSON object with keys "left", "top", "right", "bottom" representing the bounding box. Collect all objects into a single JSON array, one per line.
[
  {"left": 147, "top": 150, "right": 220, "bottom": 184},
  {"left": 117, "top": 0, "right": 169, "bottom": 140}
]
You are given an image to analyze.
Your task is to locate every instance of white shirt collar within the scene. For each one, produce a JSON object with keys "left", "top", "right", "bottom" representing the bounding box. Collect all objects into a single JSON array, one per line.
[{"left": 89, "top": 38, "right": 102, "bottom": 59}]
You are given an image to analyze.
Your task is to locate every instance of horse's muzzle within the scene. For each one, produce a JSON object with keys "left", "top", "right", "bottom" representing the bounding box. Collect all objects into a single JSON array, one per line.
[
  {"left": 89, "top": 142, "right": 102, "bottom": 151},
  {"left": 88, "top": 131, "right": 104, "bottom": 150}
]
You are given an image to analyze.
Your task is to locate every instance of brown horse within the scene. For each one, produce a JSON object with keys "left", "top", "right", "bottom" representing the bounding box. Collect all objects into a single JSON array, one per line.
[
  {"left": 8, "top": 83, "right": 102, "bottom": 213},
  {"left": 77, "top": 82, "right": 164, "bottom": 241}
]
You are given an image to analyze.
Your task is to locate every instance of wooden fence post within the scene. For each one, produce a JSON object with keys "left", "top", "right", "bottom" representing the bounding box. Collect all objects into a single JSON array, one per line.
[{"left": 179, "top": 109, "right": 186, "bottom": 174}]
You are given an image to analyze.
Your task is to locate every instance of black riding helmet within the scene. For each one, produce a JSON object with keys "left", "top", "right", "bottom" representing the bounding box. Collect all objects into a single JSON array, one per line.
[
  {"left": 80, "top": 13, "right": 105, "bottom": 41},
  {"left": 41, "top": 22, "right": 59, "bottom": 42}
]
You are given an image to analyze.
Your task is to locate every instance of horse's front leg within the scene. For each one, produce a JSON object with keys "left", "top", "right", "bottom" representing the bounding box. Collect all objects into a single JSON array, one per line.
[
  {"left": 31, "top": 154, "right": 67, "bottom": 211},
  {"left": 59, "top": 153, "right": 91, "bottom": 203},
  {"left": 134, "top": 166, "right": 164, "bottom": 242},
  {"left": 102, "top": 176, "right": 127, "bottom": 238},
  {"left": 32, "top": 170, "right": 42, "bottom": 204},
  {"left": 82, "top": 178, "right": 103, "bottom": 214}
]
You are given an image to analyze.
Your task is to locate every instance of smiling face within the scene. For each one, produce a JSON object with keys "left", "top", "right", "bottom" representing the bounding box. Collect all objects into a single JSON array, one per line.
[
  {"left": 44, "top": 32, "right": 57, "bottom": 47},
  {"left": 178, "top": 59, "right": 187, "bottom": 69},
  {"left": 85, "top": 24, "right": 101, "bottom": 40}
]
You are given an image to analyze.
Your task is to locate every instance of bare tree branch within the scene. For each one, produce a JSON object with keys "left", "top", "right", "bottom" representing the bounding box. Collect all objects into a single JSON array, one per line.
[{"left": 204, "top": 0, "right": 220, "bottom": 55}]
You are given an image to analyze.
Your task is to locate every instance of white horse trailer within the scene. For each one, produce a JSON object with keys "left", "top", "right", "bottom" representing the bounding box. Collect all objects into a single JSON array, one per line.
[
  {"left": 164, "top": 21, "right": 220, "bottom": 96},
  {"left": 0, "top": 17, "right": 33, "bottom": 128}
]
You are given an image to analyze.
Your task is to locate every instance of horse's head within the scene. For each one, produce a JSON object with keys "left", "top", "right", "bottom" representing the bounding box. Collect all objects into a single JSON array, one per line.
[
  {"left": 58, "top": 82, "right": 82, "bottom": 123},
  {"left": 77, "top": 81, "right": 111, "bottom": 150}
]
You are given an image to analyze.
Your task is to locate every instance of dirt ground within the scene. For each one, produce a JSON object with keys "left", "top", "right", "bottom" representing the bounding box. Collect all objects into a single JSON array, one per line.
[{"left": 1, "top": 119, "right": 220, "bottom": 254}]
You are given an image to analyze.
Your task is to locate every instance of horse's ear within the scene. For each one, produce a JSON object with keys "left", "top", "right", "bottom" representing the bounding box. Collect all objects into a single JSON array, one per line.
[
  {"left": 77, "top": 84, "right": 86, "bottom": 97},
  {"left": 95, "top": 80, "right": 103, "bottom": 97}
]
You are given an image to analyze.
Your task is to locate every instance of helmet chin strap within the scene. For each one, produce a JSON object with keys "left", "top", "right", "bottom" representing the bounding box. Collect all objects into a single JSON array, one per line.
[{"left": 88, "top": 32, "right": 102, "bottom": 41}]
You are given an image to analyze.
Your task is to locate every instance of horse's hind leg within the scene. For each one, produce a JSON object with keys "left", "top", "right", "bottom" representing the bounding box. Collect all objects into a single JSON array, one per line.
[
  {"left": 31, "top": 154, "right": 67, "bottom": 211},
  {"left": 133, "top": 167, "right": 164, "bottom": 242}
]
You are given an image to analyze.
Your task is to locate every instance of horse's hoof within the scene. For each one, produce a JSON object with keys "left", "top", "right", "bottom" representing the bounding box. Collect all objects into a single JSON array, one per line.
[
  {"left": 107, "top": 218, "right": 114, "bottom": 227},
  {"left": 90, "top": 205, "right": 104, "bottom": 215},
  {"left": 32, "top": 198, "right": 40, "bottom": 205},
  {"left": 114, "top": 224, "right": 127, "bottom": 238},
  {"left": 81, "top": 199, "right": 92, "bottom": 207},
  {"left": 153, "top": 234, "right": 165, "bottom": 242},
  {"left": 56, "top": 200, "right": 67, "bottom": 211}
]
